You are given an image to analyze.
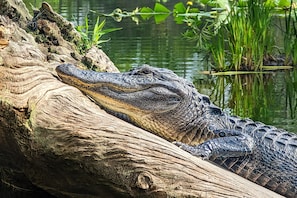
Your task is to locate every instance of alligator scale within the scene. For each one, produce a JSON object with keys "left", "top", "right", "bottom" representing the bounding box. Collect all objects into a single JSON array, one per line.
[{"left": 56, "top": 64, "right": 297, "bottom": 197}]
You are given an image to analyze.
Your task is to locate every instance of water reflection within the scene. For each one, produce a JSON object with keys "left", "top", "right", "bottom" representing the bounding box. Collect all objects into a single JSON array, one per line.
[
  {"left": 22, "top": 0, "right": 297, "bottom": 132},
  {"left": 193, "top": 71, "right": 297, "bottom": 132},
  {"left": 1, "top": 0, "right": 297, "bottom": 196}
]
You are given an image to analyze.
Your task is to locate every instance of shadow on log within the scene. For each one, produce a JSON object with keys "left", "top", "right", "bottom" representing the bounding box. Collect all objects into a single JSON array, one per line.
[{"left": 0, "top": 1, "right": 283, "bottom": 197}]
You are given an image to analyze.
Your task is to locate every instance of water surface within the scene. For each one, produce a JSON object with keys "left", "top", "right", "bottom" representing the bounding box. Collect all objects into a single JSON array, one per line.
[
  {"left": 1, "top": 0, "right": 296, "bottom": 196},
  {"left": 23, "top": 0, "right": 297, "bottom": 132}
]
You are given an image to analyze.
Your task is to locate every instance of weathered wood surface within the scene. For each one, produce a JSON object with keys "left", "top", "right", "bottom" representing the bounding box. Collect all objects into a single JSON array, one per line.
[
  {"left": 0, "top": 66, "right": 284, "bottom": 198},
  {"left": 0, "top": 1, "right": 284, "bottom": 197}
]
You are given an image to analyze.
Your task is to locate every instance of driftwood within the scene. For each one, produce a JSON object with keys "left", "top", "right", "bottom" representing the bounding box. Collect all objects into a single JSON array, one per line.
[{"left": 0, "top": 1, "right": 283, "bottom": 197}]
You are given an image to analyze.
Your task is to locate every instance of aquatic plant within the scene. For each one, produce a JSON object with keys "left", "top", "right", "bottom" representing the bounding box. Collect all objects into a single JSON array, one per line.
[
  {"left": 129, "top": 0, "right": 276, "bottom": 71},
  {"left": 76, "top": 16, "right": 121, "bottom": 53},
  {"left": 285, "top": 69, "right": 297, "bottom": 119},
  {"left": 88, "top": 0, "right": 297, "bottom": 71},
  {"left": 140, "top": 2, "right": 171, "bottom": 24},
  {"left": 284, "top": 0, "right": 297, "bottom": 65},
  {"left": 213, "top": 0, "right": 274, "bottom": 71},
  {"left": 205, "top": 73, "right": 273, "bottom": 120}
]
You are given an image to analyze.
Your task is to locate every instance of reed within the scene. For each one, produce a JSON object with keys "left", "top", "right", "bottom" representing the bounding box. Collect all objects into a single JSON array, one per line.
[
  {"left": 211, "top": 0, "right": 274, "bottom": 71},
  {"left": 285, "top": 69, "right": 297, "bottom": 119},
  {"left": 284, "top": 0, "right": 297, "bottom": 65}
]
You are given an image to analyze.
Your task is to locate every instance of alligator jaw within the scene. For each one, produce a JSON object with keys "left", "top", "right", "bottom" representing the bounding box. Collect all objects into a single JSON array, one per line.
[{"left": 56, "top": 63, "right": 186, "bottom": 119}]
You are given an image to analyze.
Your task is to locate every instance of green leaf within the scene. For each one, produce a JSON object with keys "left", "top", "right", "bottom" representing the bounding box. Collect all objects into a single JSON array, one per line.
[
  {"left": 96, "top": 38, "right": 111, "bottom": 45},
  {"left": 173, "top": 2, "right": 186, "bottom": 15},
  {"left": 76, "top": 25, "right": 85, "bottom": 32},
  {"left": 99, "top": 27, "right": 122, "bottom": 35},
  {"left": 92, "top": 17, "right": 102, "bottom": 44},
  {"left": 154, "top": 3, "right": 170, "bottom": 13},
  {"left": 140, "top": 3, "right": 170, "bottom": 23},
  {"left": 278, "top": 0, "right": 291, "bottom": 7},
  {"left": 174, "top": 16, "right": 184, "bottom": 24},
  {"left": 140, "top": 7, "right": 154, "bottom": 13},
  {"left": 79, "top": 32, "right": 88, "bottom": 39},
  {"left": 238, "top": 0, "right": 248, "bottom": 7},
  {"left": 140, "top": 7, "right": 154, "bottom": 20},
  {"left": 189, "top": 8, "right": 199, "bottom": 13},
  {"left": 85, "top": 16, "right": 89, "bottom": 32},
  {"left": 200, "top": 0, "right": 210, "bottom": 4},
  {"left": 154, "top": 13, "right": 170, "bottom": 24},
  {"left": 173, "top": 2, "right": 186, "bottom": 24},
  {"left": 97, "top": 19, "right": 106, "bottom": 32},
  {"left": 153, "top": 3, "right": 171, "bottom": 23}
]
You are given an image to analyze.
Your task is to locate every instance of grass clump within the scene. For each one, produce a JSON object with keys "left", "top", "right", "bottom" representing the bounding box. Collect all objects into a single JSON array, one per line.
[
  {"left": 211, "top": 0, "right": 274, "bottom": 71},
  {"left": 76, "top": 16, "right": 121, "bottom": 53}
]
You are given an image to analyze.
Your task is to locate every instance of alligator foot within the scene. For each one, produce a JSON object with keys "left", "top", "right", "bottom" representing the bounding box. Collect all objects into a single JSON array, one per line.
[
  {"left": 173, "top": 141, "right": 212, "bottom": 159},
  {"left": 173, "top": 129, "right": 255, "bottom": 159}
]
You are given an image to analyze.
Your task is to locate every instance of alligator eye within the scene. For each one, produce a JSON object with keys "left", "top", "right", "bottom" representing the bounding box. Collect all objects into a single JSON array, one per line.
[
  {"left": 130, "top": 65, "right": 154, "bottom": 76},
  {"left": 142, "top": 68, "right": 153, "bottom": 74},
  {"left": 133, "top": 68, "right": 153, "bottom": 76}
]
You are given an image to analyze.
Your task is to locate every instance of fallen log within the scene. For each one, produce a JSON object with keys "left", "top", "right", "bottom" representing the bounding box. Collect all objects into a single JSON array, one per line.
[
  {"left": 0, "top": 66, "right": 284, "bottom": 198},
  {"left": 0, "top": 1, "right": 283, "bottom": 197}
]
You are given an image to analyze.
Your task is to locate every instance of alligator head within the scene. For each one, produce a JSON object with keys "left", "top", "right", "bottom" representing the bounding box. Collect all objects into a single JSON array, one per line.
[{"left": 56, "top": 64, "right": 223, "bottom": 144}]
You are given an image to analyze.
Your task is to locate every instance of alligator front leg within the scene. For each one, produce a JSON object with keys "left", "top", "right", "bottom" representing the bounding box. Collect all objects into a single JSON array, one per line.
[{"left": 174, "top": 129, "right": 255, "bottom": 159}]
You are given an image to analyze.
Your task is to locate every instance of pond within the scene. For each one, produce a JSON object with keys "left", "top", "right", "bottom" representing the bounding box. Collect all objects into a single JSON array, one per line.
[
  {"left": 22, "top": 0, "right": 297, "bottom": 133},
  {"left": 1, "top": 0, "right": 296, "bottom": 196},
  {"left": 24, "top": 0, "right": 297, "bottom": 132}
]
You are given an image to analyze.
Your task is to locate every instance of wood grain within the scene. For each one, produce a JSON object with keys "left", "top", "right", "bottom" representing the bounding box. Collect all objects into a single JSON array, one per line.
[{"left": 0, "top": 65, "right": 283, "bottom": 197}]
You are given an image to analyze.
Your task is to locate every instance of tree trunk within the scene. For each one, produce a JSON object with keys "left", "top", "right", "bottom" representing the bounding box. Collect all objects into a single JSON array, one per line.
[{"left": 0, "top": 1, "right": 283, "bottom": 197}]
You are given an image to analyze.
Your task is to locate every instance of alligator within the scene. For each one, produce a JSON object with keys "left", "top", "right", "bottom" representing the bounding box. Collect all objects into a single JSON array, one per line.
[{"left": 56, "top": 63, "right": 297, "bottom": 197}]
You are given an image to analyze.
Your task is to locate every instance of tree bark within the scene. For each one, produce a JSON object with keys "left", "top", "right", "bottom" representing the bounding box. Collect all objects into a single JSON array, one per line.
[
  {"left": 0, "top": 66, "right": 284, "bottom": 198},
  {"left": 0, "top": 1, "right": 283, "bottom": 197}
]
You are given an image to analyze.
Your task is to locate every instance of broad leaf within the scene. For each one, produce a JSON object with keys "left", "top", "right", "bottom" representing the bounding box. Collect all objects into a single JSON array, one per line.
[
  {"left": 154, "top": 3, "right": 170, "bottom": 13},
  {"left": 140, "top": 7, "right": 154, "bottom": 13},
  {"left": 173, "top": 2, "right": 186, "bottom": 24},
  {"left": 154, "top": 13, "right": 170, "bottom": 24},
  {"left": 173, "top": 2, "right": 186, "bottom": 15},
  {"left": 140, "top": 7, "right": 154, "bottom": 20}
]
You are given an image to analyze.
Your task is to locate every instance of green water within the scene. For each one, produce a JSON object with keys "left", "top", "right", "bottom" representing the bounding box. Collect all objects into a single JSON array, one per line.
[
  {"left": 0, "top": 0, "right": 296, "bottom": 197},
  {"left": 23, "top": 0, "right": 297, "bottom": 132}
]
